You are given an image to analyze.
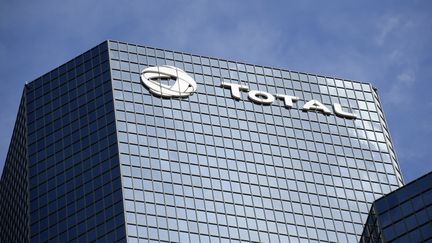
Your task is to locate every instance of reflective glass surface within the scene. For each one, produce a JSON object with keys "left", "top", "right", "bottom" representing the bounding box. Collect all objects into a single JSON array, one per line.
[
  {"left": 25, "top": 42, "right": 126, "bottom": 242},
  {"left": 0, "top": 92, "right": 28, "bottom": 242},
  {"left": 361, "top": 171, "right": 432, "bottom": 243},
  {"left": 109, "top": 40, "right": 403, "bottom": 242}
]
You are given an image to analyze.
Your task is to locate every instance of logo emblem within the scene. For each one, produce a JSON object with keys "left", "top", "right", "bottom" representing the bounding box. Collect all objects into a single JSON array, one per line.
[{"left": 141, "top": 65, "right": 197, "bottom": 97}]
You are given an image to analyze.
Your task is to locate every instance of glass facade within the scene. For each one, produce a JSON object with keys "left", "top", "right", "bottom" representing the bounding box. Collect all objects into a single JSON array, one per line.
[
  {"left": 0, "top": 91, "right": 28, "bottom": 242},
  {"left": 109, "top": 40, "right": 403, "bottom": 242},
  {"left": 1, "top": 40, "right": 405, "bottom": 242},
  {"left": 1, "top": 42, "right": 127, "bottom": 242},
  {"left": 26, "top": 42, "right": 126, "bottom": 242},
  {"left": 360, "top": 171, "right": 432, "bottom": 243}
]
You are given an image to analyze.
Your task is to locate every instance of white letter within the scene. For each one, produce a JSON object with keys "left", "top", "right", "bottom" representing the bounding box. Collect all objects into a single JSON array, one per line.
[
  {"left": 248, "top": 90, "right": 275, "bottom": 105},
  {"left": 333, "top": 103, "right": 357, "bottom": 119},
  {"left": 275, "top": 94, "right": 299, "bottom": 108},
  {"left": 221, "top": 82, "right": 249, "bottom": 99},
  {"left": 302, "top": 100, "right": 332, "bottom": 115}
]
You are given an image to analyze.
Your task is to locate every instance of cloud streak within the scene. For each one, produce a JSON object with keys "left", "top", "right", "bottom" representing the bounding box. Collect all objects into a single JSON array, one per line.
[{"left": 384, "top": 70, "right": 416, "bottom": 106}]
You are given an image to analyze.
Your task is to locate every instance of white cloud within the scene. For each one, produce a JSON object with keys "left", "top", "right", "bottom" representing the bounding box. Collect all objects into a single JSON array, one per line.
[
  {"left": 375, "top": 15, "right": 400, "bottom": 46},
  {"left": 384, "top": 70, "right": 415, "bottom": 106},
  {"left": 396, "top": 71, "right": 415, "bottom": 85}
]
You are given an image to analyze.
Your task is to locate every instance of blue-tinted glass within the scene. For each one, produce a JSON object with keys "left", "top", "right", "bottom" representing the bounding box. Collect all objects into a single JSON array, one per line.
[
  {"left": 420, "top": 223, "right": 432, "bottom": 239},
  {"left": 412, "top": 195, "right": 425, "bottom": 211},
  {"left": 423, "top": 190, "right": 432, "bottom": 204},
  {"left": 415, "top": 208, "right": 429, "bottom": 225},
  {"left": 379, "top": 211, "right": 392, "bottom": 227},
  {"left": 361, "top": 172, "right": 432, "bottom": 243},
  {"left": 382, "top": 227, "right": 394, "bottom": 241},
  {"left": 19, "top": 41, "right": 125, "bottom": 242},
  {"left": 409, "top": 228, "right": 422, "bottom": 242},
  {"left": 108, "top": 40, "right": 405, "bottom": 242},
  {"left": 404, "top": 214, "right": 418, "bottom": 231},
  {"left": 401, "top": 200, "right": 414, "bottom": 216}
]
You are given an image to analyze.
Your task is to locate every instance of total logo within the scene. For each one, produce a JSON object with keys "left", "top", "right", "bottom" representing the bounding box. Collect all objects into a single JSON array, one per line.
[
  {"left": 141, "top": 66, "right": 356, "bottom": 119},
  {"left": 141, "top": 65, "right": 197, "bottom": 97}
]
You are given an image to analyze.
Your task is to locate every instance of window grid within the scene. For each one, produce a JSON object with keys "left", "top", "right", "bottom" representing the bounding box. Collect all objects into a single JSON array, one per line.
[{"left": 109, "top": 40, "right": 403, "bottom": 242}]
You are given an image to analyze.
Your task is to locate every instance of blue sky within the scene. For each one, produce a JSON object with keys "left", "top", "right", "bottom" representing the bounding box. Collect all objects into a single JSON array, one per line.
[{"left": 0, "top": 0, "right": 431, "bottom": 182}]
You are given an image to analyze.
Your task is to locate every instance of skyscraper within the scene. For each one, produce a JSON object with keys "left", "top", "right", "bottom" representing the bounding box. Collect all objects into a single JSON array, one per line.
[{"left": 1, "top": 40, "right": 403, "bottom": 242}]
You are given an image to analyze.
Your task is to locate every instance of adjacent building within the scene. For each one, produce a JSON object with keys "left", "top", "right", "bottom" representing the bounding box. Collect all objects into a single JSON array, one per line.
[
  {"left": 360, "top": 171, "right": 432, "bottom": 242},
  {"left": 1, "top": 40, "right": 404, "bottom": 242}
]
